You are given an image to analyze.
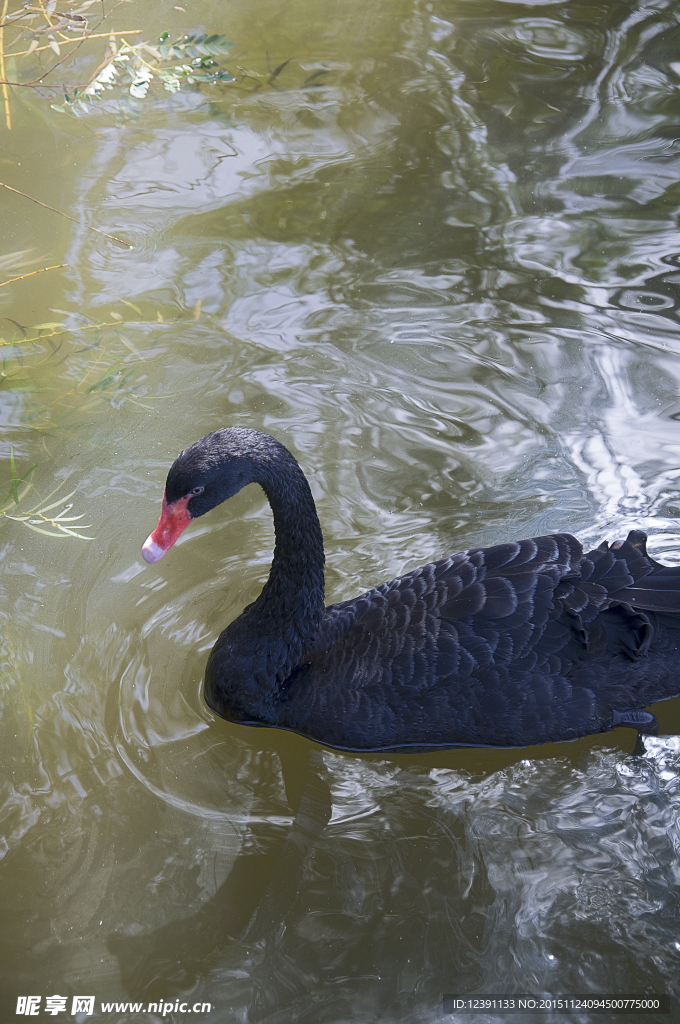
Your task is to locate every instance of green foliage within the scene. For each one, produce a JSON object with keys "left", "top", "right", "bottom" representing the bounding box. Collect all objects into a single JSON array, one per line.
[
  {"left": 50, "top": 32, "right": 236, "bottom": 116},
  {"left": 3, "top": 5, "right": 308, "bottom": 122},
  {"left": 156, "top": 31, "right": 235, "bottom": 62}
]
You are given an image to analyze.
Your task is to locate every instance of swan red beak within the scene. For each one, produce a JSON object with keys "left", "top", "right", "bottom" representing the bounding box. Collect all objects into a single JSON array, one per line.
[{"left": 142, "top": 492, "right": 192, "bottom": 563}]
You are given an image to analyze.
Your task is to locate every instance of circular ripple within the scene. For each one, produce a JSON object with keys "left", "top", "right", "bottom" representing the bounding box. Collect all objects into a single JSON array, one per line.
[{"left": 615, "top": 289, "right": 675, "bottom": 310}]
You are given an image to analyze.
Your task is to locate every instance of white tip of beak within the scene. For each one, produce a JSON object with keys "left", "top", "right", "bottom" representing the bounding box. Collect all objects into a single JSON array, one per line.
[{"left": 142, "top": 535, "right": 166, "bottom": 563}]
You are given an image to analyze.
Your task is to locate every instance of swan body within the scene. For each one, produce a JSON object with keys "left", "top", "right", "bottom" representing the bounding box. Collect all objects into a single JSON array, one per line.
[{"left": 142, "top": 428, "right": 680, "bottom": 751}]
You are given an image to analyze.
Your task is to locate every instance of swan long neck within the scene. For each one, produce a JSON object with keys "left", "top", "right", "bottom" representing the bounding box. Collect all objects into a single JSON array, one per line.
[
  {"left": 252, "top": 455, "right": 326, "bottom": 648},
  {"left": 204, "top": 439, "right": 325, "bottom": 720}
]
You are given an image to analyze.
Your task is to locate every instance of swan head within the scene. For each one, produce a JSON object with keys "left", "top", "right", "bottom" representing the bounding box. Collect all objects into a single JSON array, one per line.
[{"left": 142, "top": 427, "right": 272, "bottom": 563}]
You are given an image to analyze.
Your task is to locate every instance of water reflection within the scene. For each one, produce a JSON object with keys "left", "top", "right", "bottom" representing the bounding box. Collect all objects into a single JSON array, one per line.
[
  {"left": 2, "top": 0, "right": 680, "bottom": 1018},
  {"left": 108, "top": 740, "right": 680, "bottom": 1019}
]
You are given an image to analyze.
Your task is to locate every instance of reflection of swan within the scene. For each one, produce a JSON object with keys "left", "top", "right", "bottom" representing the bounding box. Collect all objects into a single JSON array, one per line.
[
  {"left": 109, "top": 742, "right": 332, "bottom": 999},
  {"left": 143, "top": 428, "right": 680, "bottom": 750}
]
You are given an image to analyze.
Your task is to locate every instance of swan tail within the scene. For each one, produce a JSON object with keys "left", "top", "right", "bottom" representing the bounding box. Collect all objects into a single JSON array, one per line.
[{"left": 605, "top": 530, "right": 680, "bottom": 614}]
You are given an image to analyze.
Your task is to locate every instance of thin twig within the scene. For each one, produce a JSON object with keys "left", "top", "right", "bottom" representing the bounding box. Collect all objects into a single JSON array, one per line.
[
  {"left": 0, "top": 316, "right": 178, "bottom": 346},
  {"left": 0, "top": 0, "right": 11, "bottom": 129},
  {"left": 0, "top": 262, "right": 67, "bottom": 288},
  {"left": 0, "top": 9, "right": 37, "bottom": 29},
  {"left": 0, "top": 181, "right": 131, "bottom": 248},
  {"left": 23, "top": 34, "right": 91, "bottom": 82},
  {"left": 36, "top": 0, "right": 54, "bottom": 30},
  {"left": 21, "top": 0, "right": 127, "bottom": 85},
  {"left": 7, "top": 28, "right": 141, "bottom": 58},
  {"left": 78, "top": 47, "right": 114, "bottom": 90}
]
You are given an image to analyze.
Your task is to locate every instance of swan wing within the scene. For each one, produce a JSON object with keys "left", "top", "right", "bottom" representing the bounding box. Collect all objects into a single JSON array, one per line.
[{"left": 281, "top": 531, "right": 680, "bottom": 749}]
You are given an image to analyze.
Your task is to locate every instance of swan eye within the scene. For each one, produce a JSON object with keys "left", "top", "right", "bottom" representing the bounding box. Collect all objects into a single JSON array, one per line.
[{"left": 191, "top": 486, "right": 204, "bottom": 496}]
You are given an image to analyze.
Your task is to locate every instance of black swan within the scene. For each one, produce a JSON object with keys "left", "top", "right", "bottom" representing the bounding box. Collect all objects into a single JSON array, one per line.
[{"left": 142, "top": 427, "right": 680, "bottom": 751}]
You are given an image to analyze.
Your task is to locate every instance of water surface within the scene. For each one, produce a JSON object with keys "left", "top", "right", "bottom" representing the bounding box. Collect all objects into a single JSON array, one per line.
[{"left": 2, "top": 0, "right": 680, "bottom": 1020}]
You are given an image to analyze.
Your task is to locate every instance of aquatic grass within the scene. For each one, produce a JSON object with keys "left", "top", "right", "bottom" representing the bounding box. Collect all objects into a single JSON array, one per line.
[
  {"left": 0, "top": 316, "right": 156, "bottom": 451},
  {"left": 0, "top": 302, "right": 190, "bottom": 542},
  {"left": 0, "top": 303, "right": 194, "bottom": 432},
  {"left": 0, "top": 372, "right": 50, "bottom": 394},
  {"left": 0, "top": 302, "right": 200, "bottom": 349},
  {"left": 0, "top": 248, "right": 43, "bottom": 274},
  {"left": 0, "top": 455, "right": 93, "bottom": 539},
  {"left": 0, "top": 334, "right": 51, "bottom": 394},
  {"left": 35, "top": 347, "right": 146, "bottom": 422},
  {"left": 0, "top": 313, "right": 157, "bottom": 411}
]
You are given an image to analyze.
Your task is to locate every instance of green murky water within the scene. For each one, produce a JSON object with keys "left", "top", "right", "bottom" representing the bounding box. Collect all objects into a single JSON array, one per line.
[{"left": 2, "top": 0, "right": 680, "bottom": 1020}]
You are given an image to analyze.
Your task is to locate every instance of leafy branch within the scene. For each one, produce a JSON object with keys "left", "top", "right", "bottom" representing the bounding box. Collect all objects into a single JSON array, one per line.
[
  {"left": 51, "top": 31, "right": 236, "bottom": 115},
  {"left": 0, "top": 2, "right": 317, "bottom": 125},
  {"left": 0, "top": 0, "right": 241, "bottom": 124}
]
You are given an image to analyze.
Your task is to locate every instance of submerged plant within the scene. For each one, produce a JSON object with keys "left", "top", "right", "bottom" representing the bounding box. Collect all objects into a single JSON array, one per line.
[
  {"left": 0, "top": 299, "right": 201, "bottom": 432},
  {"left": 0, "top": 452, "right": 93, "bottom": 539}
]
